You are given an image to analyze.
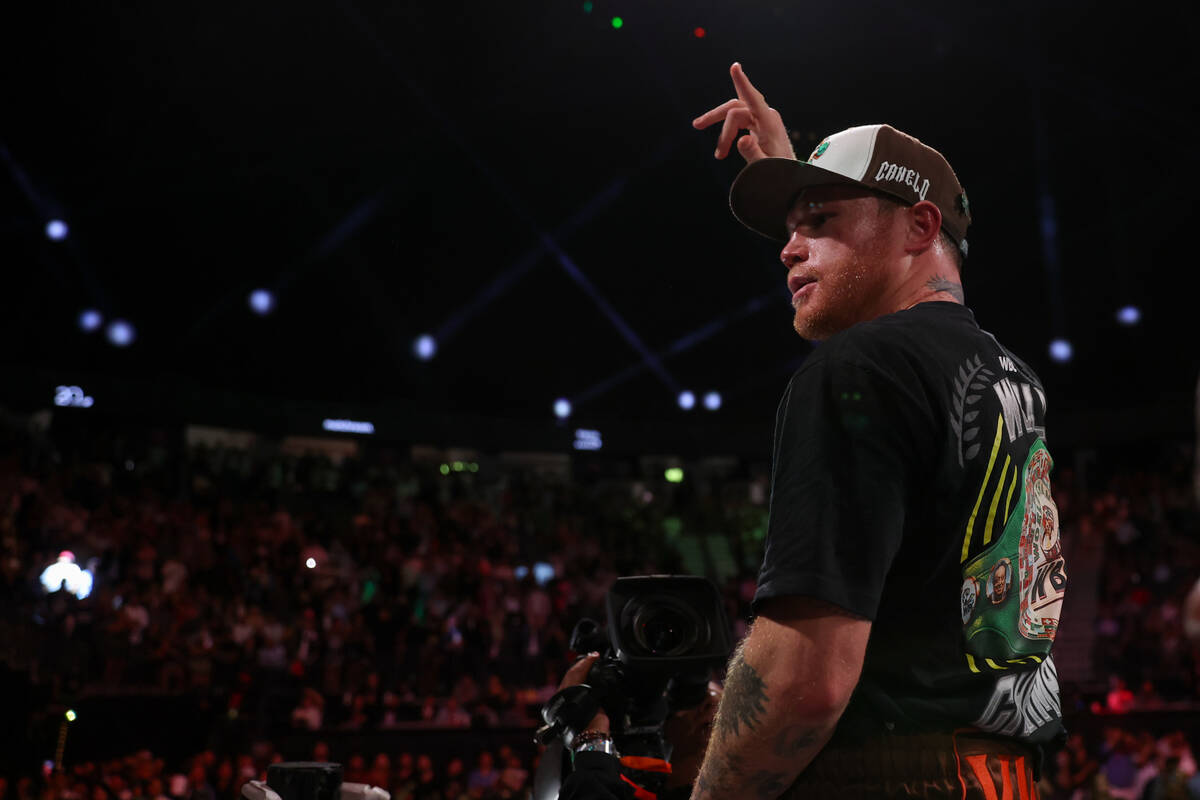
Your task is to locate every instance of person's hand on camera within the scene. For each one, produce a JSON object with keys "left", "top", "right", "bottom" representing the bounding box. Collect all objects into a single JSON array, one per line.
[
  {"left": 558, "top": 652, "right": 609, "bottom": 733},
  {"left": 693, "top": 62, "right": 797, "bottom": 163}
]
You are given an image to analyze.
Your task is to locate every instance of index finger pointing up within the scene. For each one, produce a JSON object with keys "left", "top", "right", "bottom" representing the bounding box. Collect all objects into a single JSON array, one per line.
[{"left": 730, "top": 62, "right": 768, "bottom": 113}]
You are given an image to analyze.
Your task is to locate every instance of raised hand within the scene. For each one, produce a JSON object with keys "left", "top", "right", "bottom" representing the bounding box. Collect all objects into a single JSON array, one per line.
[{"left": 693, "top": 63, "right": 797, "bottom": 163}]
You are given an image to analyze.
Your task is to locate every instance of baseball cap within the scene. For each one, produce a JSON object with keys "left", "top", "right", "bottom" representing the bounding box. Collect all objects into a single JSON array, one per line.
[{"left": 729, "top": 123, "right": 971, "bottom": 256}]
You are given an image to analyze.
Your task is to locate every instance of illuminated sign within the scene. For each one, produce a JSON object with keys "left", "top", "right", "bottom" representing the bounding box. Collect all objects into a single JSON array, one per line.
[
  {"left": 322, "top": 418, "right": 375, "bottom": 435},
  {"left": 573, "top": 429, "right": 602, "bottom": 451}
]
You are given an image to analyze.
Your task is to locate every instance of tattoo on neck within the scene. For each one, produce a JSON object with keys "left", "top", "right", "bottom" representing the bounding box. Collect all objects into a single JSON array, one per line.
[
  {"left": 925, "top": 275, "right": 964, "bottom": 303},
  {"left": 714, "top": 645, "right": 769, "bottom": 743}
]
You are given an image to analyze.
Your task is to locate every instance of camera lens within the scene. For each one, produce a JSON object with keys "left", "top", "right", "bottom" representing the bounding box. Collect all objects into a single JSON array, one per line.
[{"left": 629, "top": 596, "right": 706, "bottom": 657}]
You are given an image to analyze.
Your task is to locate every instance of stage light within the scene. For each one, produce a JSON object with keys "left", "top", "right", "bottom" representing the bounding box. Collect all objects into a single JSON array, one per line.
[
  {"left": 414, "top": 334, "right": 436, "bottom": 361},
  {"left": 665, "top": 467, "right": 684, "bottom": 483},
  {"left": 54, "top": 385, "right": 94, "bottom": 408},
  {"left": 1048, "top": 338, "right": 1072, "bottom": 363},
  {"left": 703, "top": 391, "right": 721, "bottom": 410},
  {"left": 611, "top": 16, "right": 623, "bottom": 28},
  {"left": 468, "top": 462, "right": 479, "bottom": 472},
  {"left": 694, "top": 27, "right": 706, "bottom": 38},
  {"left": 452, "top": 461, "right": 464, "bottom": 472},
  {"left": 554, "top": 398, "right": 572, "bottom": 419},
  {"left": 106, "top": 319, "right": 135, "bottom": 347},
  {"left": 78, "top": 309, "right": 103, "bottom": 332},
  {"left": 65, "top": 710, "right": 77, "bottom": 722},
  {"left": 677, "top": 391, "right": 695, "bottom": 410},
  {"left": 249, "top": 289, "right": 275, "bottom": 315},
  {"left": 306, "top": 557, "right": 316, "bottom": 569},
  {"left": 582, "top": 0, "right": 592, "bottom": 11},
  {"left": 439, "top": 464, "right": 450, "bottom": 475},
  {"left": 45, "top": 220, "right": 68, "bottom": 241},
  {"left": 1116, "top": 306, "right": 1141, "bottom": 326}
]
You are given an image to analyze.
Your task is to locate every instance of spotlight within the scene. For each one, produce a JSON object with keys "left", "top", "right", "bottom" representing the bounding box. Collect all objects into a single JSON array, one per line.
[
  {"left": 1116, "top": 306, "right": 1141, "bottom": 326},
  {"left": 65, "top": 710, "right": 77, "bottom": 722},
  {"left": 703, "top": 391, "right": 721, "bottom": 411},
  {"left": 439, "top": 464, "right": 450, "bottom": 475},
  {"left": 305, "top": 558, "right": 316, "bottom": 569},
  {"left": 45, "top": 220, "right": 68, "bottom": 241},
  {"left": 249, "top": 289, "right": 275, "bottom": 315},
  {"left": 1048, "top": 338, "right": 1072, "bottom": 363},
  {"left": 106, "top": 320, "right": 135, "bottom": 347},
  {"left": 677, "top": 391, "right": 695, "bottom": 410},
  {"left": 554, "top": 398, "right": 572, "bottom": 419},
  {"left": 611, "top": 16, "right": 623, "bottom": 28},
  {"left": 78, "top": 309, "right": 103, "bottom": 332},
  {"left": 664, "top": 467, "right": 684, "bottom": 483},
  {"left": 414, "top": 334, "right": 436, "bottom": 361}
]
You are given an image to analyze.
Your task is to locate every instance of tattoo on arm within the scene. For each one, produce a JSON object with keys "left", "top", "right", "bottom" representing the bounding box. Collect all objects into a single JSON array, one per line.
[
  {"left": 925, "top": 275, "right": 965, "bottom": 303},
  {"left": 773, "top": 724, "right": 821, "bottom": 758},
  {"left": 695, "top": 753, "right": 743, "bottom": 800},
  {"left": 714, "top": 645, "right": 769, "bottom": 743},
  {"left": 749, "top": 770, "right": 789, "bottom": 800}
]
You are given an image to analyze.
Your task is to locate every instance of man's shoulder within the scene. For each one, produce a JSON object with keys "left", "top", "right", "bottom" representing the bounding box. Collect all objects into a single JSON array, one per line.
[{"left": 806, "top": 302, "right": 975, "bottom": 374}]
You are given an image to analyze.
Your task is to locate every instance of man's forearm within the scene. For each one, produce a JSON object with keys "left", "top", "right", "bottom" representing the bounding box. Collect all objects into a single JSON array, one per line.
[{"left": 689, "top": 640, "right": 842, "bottom": 800}]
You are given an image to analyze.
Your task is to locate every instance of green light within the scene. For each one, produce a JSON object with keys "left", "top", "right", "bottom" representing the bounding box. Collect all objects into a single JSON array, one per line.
[
  {"left": 65, "top": 710, "right": 76, "bottom": 722},
  {"left": 467, "top": 462, "right": 479, "bottom": 473},
  {"left": 664, "top": 467, "right": 684, "bottom": 483},
  {"left": 452, "top": 461, "right": 465, "bottom": 472},
  {"left": 439, "top": 464, "right": 450, "bottom": 475},
  {"left": 611, "top": 16, "right": 623, "bottom": 28},
  {"left": 582, "top": 1, "right": 593, "bottom": 11}
]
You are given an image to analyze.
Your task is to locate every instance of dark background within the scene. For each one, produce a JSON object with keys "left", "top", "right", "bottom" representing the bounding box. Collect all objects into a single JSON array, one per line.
[{"left": 2, "top": 0, "right": 1197, "bottom": 450}]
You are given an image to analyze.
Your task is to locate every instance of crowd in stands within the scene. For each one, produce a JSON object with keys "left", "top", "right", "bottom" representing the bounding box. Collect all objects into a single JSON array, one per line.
[{"left": 1, "top": 414, "right": 1198, "bottom": 800}]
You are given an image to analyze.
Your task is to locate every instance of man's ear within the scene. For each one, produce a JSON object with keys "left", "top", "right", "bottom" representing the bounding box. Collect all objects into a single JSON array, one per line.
[{"left": 905, "top": 200, "right": 942, "bottom": 254}]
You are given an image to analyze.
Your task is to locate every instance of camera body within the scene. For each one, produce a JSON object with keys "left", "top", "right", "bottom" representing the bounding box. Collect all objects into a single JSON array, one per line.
[{"left": 534, "top": 575, "right": 732, "bottom": 800}]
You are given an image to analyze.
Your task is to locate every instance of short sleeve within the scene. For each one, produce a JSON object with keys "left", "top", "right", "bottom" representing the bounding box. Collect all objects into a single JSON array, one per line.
[{"left": 752, "top": 355, "right": 922, "bottom": 620}]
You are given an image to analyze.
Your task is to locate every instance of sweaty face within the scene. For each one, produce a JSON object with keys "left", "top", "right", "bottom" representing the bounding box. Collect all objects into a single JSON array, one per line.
[{"left": 780, "top": 186, "right": 904, "bottom": 341}]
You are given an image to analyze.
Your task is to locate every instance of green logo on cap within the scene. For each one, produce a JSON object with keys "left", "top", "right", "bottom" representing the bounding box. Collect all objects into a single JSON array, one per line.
[{"left": 809, "top": 140, "right": 830, "bottom": 162}]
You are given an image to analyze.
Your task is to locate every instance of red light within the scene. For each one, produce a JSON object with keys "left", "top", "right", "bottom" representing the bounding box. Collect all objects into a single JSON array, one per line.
[{"left": 693, "top": 27, "right": 706, "bottom": 38}]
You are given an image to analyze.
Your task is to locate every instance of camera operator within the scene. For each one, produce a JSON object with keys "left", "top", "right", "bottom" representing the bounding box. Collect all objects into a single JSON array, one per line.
[{"left": 556, "top": 654, "right": 721, "bottom": 800}]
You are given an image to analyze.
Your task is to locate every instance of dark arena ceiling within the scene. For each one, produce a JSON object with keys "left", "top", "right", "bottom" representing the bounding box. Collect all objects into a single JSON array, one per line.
[{"left": 2, "top": 0, "right": 1197, "bottom": 451}]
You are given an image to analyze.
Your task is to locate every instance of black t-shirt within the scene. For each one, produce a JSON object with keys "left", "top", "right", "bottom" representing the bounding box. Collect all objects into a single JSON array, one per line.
[{"left": 753, "top": 302, "right": 1066, "bottom": 746}]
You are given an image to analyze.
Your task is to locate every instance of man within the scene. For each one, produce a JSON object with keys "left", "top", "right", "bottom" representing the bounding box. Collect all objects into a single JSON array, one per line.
[{"left": 686, "top": 63, "right": 1068, "bottom": 799}]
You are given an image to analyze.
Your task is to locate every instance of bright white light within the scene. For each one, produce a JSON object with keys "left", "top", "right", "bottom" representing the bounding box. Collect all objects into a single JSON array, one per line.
[
  {"left": 1116, "top": 306, "right": 1141, "bottom": 326},
  {"left": 554, "top": 398, "right": 572, "bottom": 419},
  {"left": 678, "top": 391, "right": 696, "bottom": 410},
  {"left": 305, "top": 557, "right": 317, "bottom": 569},
  {"left": 322, "top": 418, "right": 375, "bottom": 434},
  {"left": 78, "top": 310, "right": 103, "bottom": 332},
  {"left": 574, "top": 429, "right": 602, "bottom": 451},
  {"left": 106, "top": 319, "right": 135, "bottom": 347},
  {"left": 39, "top": 552, "right": 94, "bottom": 600},
  {"left": 703, "top": 391, "right": 722, "bottom": 411},
  {"left": 414, "top": 334, "right": 436, "bottom": 361},
  {"left": 45, "top": 220, "right": 68, "bottom": 241},
  {"left": 54, "top": 385, "right": 94, "bottom": 408},
  {"left": 1048, "top": 338, "right": 1073, "bottom": 363},
  {"left": 249, "top": 289, "right": 275, "bottom": 315}
]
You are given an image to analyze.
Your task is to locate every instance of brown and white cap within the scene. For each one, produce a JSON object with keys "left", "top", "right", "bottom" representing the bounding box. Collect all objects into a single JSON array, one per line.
[{"left": 729, "top": 123, "right": 971, "bottom": 256}]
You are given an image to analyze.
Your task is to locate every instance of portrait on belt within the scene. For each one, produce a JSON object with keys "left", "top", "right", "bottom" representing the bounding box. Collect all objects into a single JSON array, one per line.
[{"left": 987, "top": 558, "right": 1012, "bottom": 605}]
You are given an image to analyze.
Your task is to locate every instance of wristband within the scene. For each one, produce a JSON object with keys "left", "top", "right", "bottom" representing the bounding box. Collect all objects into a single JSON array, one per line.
[{"left": 570, "top": 730, "right": 618, "bottom": 761}]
